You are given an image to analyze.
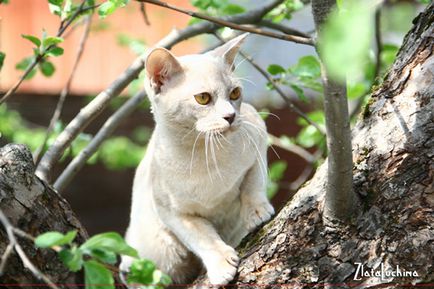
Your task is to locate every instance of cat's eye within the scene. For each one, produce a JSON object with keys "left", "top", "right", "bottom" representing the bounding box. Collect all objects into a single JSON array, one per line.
[
  {"left": 194, "top": 92, "right": 211, "bottom": 105},
  {"left": 230, "top": 87, "right": 241, "bottom": 101}
]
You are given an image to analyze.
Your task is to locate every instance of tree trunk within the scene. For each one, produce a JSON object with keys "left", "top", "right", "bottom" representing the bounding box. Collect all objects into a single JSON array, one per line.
[
  {"left": 0, "top": 144, "right": 87, "bottom": 285},
  {"left": 192, "top": 3, "right": 433, "bottom": 287}
]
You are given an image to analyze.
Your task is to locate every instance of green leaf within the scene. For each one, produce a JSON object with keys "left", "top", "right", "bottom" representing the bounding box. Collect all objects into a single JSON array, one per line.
[
  {"left": 48, "top": 0, "right": 63, "bottom": 5},
  {"left": 46, "top": 46, "right": 64, "bottom": 57},
  {"left": 319, "top": 0, "right": 375, "bottom": 82},
  {"left": 0, "top": 52, "right": 5, "bottom": 71},
  {"left": 290, "top": 56, "right": 321, "bottom": 79},
  {"left": 59, "top": 246, "right": 83, "bottom": 272},
  {"left": 269, "top": 161, "right": 287, "bottom": 182},
  {"left": 98, "top": 1, "right": 116, "bottom": 18},
  {"left": 90, "top": 249, "right": 117, "bottom": 264},
  {"left": 35, "top": 230, "right": 77, "bottom": 248},
  {"left": 290, "top": 84, "right": 307, "bottom": 102},
  {"left": 0, "top": 0, "right": 10, "bottom": 4},
  {"left": 84, "top": 260, "right": 114, "bottom": 289},
  {"left": 15, "top": 57, "right": 37, "bottom": 79},
  {"left": 127, "top": 259, "right": 156, "bottom": 285},
  {"left": 222, "top": 4, "right": 245, "bottom": 15},
  {"left": 267, "top": 64, "right": 286, "bottom": 75},
  {"left": 80, "top": 232, "right": 138, "bottom": 257},
  {"left": 43, "top": 36, "right": 64, "bottom": 47},
  {"left": 40, "top": 61, "right": 55, "bottom": 77},
  {"left": 21, "top": 34, "right": 41, "bottom": 47}
]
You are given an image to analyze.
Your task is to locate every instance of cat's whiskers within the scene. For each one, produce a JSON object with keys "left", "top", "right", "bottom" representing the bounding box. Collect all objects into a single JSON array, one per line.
[
  {"left": 241, "top": 111, "right": 281, "bottom": 121},
  {"left": 210, "top": 131, "right": 224, "bottom": 181},
  {"left": 182, "top": 127, "right": 197, "bottom": 142},
  {"left": 215, "top": 132, "right": 226, "bottom": 150},
  {"left": 204, "top": 132, "right": 213, "bottom": 183},
  {"left": 242, "top": 120, "right": 280, "bottom": 159},
  {"left": 189, "top": 131, "right": 203, "bottom": 176},
  {"left": 233, "top": 76, "right": 256, "bottom": 86},
  {"left": 240, "top": 127, "right": 268, "bottom": 186}
]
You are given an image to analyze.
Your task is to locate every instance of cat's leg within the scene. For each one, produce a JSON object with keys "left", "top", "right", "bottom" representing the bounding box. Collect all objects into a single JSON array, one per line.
[
  {"left": 155, "top": 205, "right": 240, "bottom": 285},
  {"left": 240, "top": 162, "right": 275, "bottom": 233}
]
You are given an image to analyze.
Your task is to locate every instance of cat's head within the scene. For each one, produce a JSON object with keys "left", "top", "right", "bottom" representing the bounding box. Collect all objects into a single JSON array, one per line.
[{"left": 144, "top": 34, "right": 248, "bottom": 136}]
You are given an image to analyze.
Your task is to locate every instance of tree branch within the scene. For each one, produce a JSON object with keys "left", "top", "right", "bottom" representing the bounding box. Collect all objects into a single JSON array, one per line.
[
  {"left": 35, "top": 0, "right": 286, "bottom": 182},
  {"left": 139, "top": 2, "right": 151, "bottom": 25},
  {"left": 0, "top": 0, "right": 94, "bottom": 105},
  {"left": 53, "top": 90, "right": 147, "bottom": 192},
  {"left": 258, "top": 19, "right": 310, "bottom": 38},
  {"left": 311, "top": 0, "right": 356, "bottom": 223},
  {"left": 0, "top": 210, "right": 60, "bottom": 289},
  {"left": 34, "top": 15, "right": 93, "bottom": 165},
  {"left": 137, "top": 0, "right": 313, "bottom": 46}
]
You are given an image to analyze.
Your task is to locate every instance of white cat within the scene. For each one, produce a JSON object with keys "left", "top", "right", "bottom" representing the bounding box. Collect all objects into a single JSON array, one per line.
[{"left": 121, "top": 34, "right": 274, "bottom": 286}]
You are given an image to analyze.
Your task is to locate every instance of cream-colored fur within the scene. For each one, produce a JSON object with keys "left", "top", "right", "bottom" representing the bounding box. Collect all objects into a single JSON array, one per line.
[{"left": 121, "top": 34, "right": 274, "bottom": 285}]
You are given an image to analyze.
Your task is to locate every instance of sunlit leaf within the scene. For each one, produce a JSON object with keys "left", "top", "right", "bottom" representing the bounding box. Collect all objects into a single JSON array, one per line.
[
  {"left": 35, "top": 230, "right": 77, "bottom": 248},
  {"left": 40, "top": 61, "right": 56, "bottom": 76},
  {"left": 84, "top": 260, "right": 114, "bottom": 289},
  {"left": 80, "top": 232, "right": 138, "bottom": 257},
  {"left": 319, "top": 0, "right": 376, "bottom": 82}
]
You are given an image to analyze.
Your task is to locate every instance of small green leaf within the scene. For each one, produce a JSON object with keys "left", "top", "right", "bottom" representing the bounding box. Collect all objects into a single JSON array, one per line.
[
  {"left": 98, "top": 1, "right": 116, "bottom": 18},
  {"left": 290, "top": 84, "right": 307, "bottom": 102},
  {"left": 48, "top": 0, "right": 63, "bottom": 5},
  {"left": 84, "top": 260, "right": 114, "bottom": 289},
  {"left": 90, "top": 249, "right": 117, "bottom": 264},
  {"left": 222, "top": 4, "right": 245, "bottom": 15},
  {"left": 21, "top": 34, "right": 41, "bottom": 47},
  {"left": 46, "top": 46, "right": 64, "bottom": 57},
  {"left": 127, "top": 259, "right": 156, "bottom": 285},
  {"left": 269, "top": 160, "right": 287, "bottom": 182},
  {"left": 0, "top": 52, "right": 5, "bottom": 71},
  {"left": 35, "top": 230, "right": 77, "bottom": 248},
  {"left": 16, "top": 57, "right": 37, "bottom": 79},
  {"left": 290, "top": 56, "right": 321, "bottom": 78},
  {"left": 267, "top": 64, "right": 286, "bottom": 75},
  {"left": 80, "top": 232, "right": 138, "bottom": 257},
  {"left": 40, "top": 61, "right": 55, "bottom": 77},
  {"left": 43, "top": 36, "right": 64, "bottom": 47},
  {"left": 59, "top": 246, "right": 83, "bottom": 272}
]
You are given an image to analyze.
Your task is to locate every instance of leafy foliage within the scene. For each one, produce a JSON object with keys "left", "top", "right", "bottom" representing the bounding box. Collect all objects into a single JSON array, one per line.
[
  {"left": 318, "top": 0, "right": 375, "bottom": 82},
  {"left": 267, "top": 161, "right": 287, "bottom": 199},
  {"left": 34, "top": 230, "right": 171, "bottom": 289},
  {"left": 0, "top": 105, "right": 146, "bottom": 170}
]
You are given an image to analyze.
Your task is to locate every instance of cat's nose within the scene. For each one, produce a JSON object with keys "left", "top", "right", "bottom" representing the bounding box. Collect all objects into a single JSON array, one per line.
[{"left": 223, "top": 113, "right": 236, "bottom": 125}]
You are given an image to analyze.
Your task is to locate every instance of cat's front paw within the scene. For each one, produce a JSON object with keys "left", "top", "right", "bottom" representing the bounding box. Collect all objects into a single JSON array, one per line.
[
  {"left": 205, "top": 245, "right": 239, "bottom": 286},
  {"left": 242, "top": 200, "right": 275, "bottom": 232}
]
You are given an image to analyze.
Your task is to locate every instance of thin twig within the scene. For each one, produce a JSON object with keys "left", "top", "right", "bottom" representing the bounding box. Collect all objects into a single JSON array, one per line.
[
  {"left": 34, "top": 15, "right": 93, "bottom": 165},
  {"left": 139, "top": 2, "right": 151, "bottom": 25},
  {"left": 268, "top": 133, "right": 316, "bottom": 163},
  {"left": 258, "top": 19, "right": 310, "bottom": 38},
  {"left": 213, "top": 33, "right": 325, "bottom": 135},
  {"left": 36, "top": 0, "right": 285, "bottom": 182},
  {"left": 54, "top": 90, "right": 147, "bottom": 192},
  {"left": 312, "top": 0, "right": 355, "bottom": 222},
  {"left": 136, "top": 0, "right": 313, "bottom": 46},
  {"left": 0, "top": 210, "right": 60, "bottom": 289},
  {"left": 0, "top": 0, "right": 92, "bottom": 105}
]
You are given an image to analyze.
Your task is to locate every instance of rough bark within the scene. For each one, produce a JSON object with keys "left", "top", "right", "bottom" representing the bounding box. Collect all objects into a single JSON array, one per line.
[
  {"left": 0, "top": 144, "right": 88, "bottom": 286},
  {"left": 191, "top": 3, "right": 433, "bottom": 288}
]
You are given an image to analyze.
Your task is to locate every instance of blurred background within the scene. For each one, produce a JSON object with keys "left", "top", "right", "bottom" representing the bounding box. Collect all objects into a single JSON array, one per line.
[{"left": 0, "top": 0, "right": 424, "bottom": 235}]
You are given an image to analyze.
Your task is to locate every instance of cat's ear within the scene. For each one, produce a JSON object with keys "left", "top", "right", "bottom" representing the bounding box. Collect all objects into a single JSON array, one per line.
[
  {"left": 208, "top": 33, "right": 249, "bottom": 71},
  {"left": 145, "top": 48, "right": 182, "bottom": 93}
]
